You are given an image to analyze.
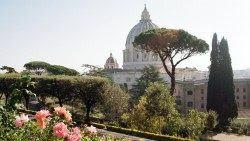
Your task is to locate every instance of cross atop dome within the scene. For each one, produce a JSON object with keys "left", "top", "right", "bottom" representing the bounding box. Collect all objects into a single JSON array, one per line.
[{"left": 141, "top": 4, "right": 150, "bottom": 21}]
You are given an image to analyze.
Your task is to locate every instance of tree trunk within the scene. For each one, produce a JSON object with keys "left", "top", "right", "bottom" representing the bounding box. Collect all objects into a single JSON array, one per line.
[
  {"left": 58, "top": 97, "right": 63, "bottom": 107},
  {"left": 170, "top": 67, "right": 176, "bottom": 95},
  {"left": 5, "top": 93, "right": 9, "bottom": 105},
  {"left": 25, "top": 96, "right": 29, "bottom": 110},
  {"left": 24, "top": 93, "right": 29, "bottom": 110},
  {"left": 85, "top": 105, "right": 91, "bottom": 126}
]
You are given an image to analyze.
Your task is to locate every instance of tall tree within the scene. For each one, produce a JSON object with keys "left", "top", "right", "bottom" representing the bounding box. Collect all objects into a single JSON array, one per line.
[
  {"left": 218, "top": 38, "right": 237, "bottom": 127},
  {"left": 131, "top": 65, "right": 164, "bottom": 102},
  {"left": 0, "top": 66, "right": 17, "bottom": 74},
  {"left": 134, "top": 28, "right": 209, "bottom": 94},
  {"left": 207, "top": 34, "right": 237, "bottom": 128},
  {"left": 46, "top": 65, "right": 79, "bottom": 76},
  {"left": 24, "top": 61, "right": 50, "bottom": 75},
  {"left": 207, "top": 33, "right": 220, "bottom": 115}
]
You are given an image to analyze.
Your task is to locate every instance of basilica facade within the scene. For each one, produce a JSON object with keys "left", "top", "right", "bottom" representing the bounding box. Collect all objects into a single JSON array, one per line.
[{"left": 104, "top": 6, "right": 250, "bottom": 116}]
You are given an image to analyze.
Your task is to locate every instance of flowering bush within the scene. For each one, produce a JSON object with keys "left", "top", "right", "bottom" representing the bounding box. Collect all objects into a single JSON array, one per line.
[{"left": 0, "top": 107, "right": 100, "bottom": 141}]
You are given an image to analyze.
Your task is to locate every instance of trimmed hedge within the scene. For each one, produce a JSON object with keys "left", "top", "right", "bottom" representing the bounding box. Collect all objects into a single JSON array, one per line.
[
  {"left": 0, "top": 74, "right": 110, "bottom": 106},
  {"left": 105, "top": 125, "right": 192, "bottom": 141}
]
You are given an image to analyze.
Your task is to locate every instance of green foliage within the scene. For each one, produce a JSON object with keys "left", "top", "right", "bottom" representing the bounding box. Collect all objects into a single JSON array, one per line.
[
  {"left": 24, "top": 61, "right": 79, "bottom": 76},
  {"left": 101, "top": 85, "right": 130, "bottom": 121},
  {"left": 133, "top": 28, "right": 209, "bottom": 94},
  {"left": 104, "top": 124, "right": 192, "bottom": 141},
  {"left": 207, "top": 34, "right": 237, "bottom": 128},
  {"left": 24, "top": 61, "right": 51, "bottom": 75},
  {"left": 74, "top": 76, "right": 110, "bottom": 124},
  {"left": 184, "top": 109, "right": 207, "bottom": 139},
  {"left": 0, "top": 106, "right": 16, "bottom": 138},
  {"left": 46, "top": 65, "right": 79, "bottom": 76},
  {"left": 132, "top": 65, "right": 164, "bottom": 103},
  {"left": 163, "top": 112, "right": 183, "bottom": 136},
  {"left": 0, "top": 74, "right": 124, "bottom": 124},
  {"left": 6, "top": 75, "right": 36, "bottom": 110},
  {"left": 206, "top": 110, "right": 218, "bottom": 131},
  {"left": 124, "top": 82, "right": 177, "bottom": 133},
  {"left": 229, "top": 118, "right": 250, "bottom": 135},
  {"left": 0, "top": 66, "right": 17, "bottom": 74}
]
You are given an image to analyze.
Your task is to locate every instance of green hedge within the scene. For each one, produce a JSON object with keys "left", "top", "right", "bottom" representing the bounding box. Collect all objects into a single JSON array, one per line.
[
  {"left": 91, "top": 122, "right": 192, "bottom": 141},
  {"left": 0, "top": 74, "right": 109, "bottom": 106},
  {"left": 105, "top": 125, "right": 192, "bottom": 141}
]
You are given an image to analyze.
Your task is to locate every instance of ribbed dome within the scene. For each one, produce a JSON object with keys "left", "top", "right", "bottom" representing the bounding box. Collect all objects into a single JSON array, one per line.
[
  {"left": 106, "top": 53, "right": 117, "bottom": 64},
  {"left": 105, "top": 53, "right": 119, "bottom": 69},
  {"left": 125, "top": 6, "right": 158, "bottom": 48}
]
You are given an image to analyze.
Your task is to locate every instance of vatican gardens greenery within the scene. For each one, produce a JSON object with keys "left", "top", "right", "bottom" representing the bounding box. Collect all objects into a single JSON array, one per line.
[
  {"left": 0, "top": 72, "right": 217, "bottom": 140},
  {"left": 0, "top": 29, "right": 237, "bottom": 140}
]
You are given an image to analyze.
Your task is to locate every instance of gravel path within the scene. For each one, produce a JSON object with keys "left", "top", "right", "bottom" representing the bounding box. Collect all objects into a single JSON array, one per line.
[{"left": 209, "top": 133, "right": 250, "bottom": 141}]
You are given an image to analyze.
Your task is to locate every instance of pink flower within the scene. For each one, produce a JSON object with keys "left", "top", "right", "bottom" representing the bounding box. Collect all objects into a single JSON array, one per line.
[
  {"left": 53, "top": 122, "right": 69, "bottom": 138},
  {"left": 54, "top": 107, "right": 72, "bottom": 122},
  {"left": 35, "top": 110, "right": 50, "bottom": 129},
  {"left": 67, "top": 127, "right": 82, "bottom": 141},
  {"left": 15, "top": 114, "right": 29, "bottom": 127},
  {"left": 84, "top": 125, "right": 97, "bottom": 135}
]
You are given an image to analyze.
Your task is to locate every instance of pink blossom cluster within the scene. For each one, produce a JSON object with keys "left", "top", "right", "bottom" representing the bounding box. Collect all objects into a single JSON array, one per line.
[
  {"left": 53, "top": 123, "right": 82, "bottom": 141},
  {"left": 84, "top": 125, "right": 97, "bottom": 135},
  {"left": 14, "top": 107, "right": 94, "bottom": 141},
  {"left": 35, "top": 110, "right": 50, "bottom": 129},
  {"left": 67, "top": 127, "right": 82, "bottom": 141},
  {"left": 14, "top": 114, "right": 29, "bottom": 127},
  {"left": 54, "top": 107, "right": 72, "bottom": 122}
]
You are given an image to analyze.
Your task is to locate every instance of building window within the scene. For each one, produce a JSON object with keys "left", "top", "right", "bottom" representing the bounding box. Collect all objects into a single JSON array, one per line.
[
  {"left": 243, "top": 88, "right": 246, "bottom": 93},
  {"left": 201, "top": 103, "right": 204, "bottom": 109},
  {"left": 243, "top": 102, "right": 246, "bottom": 107},
  {"left": 243, "top": 95, "right": 246, "bottom": 99},
  {"left": 187, "top": 91, "right": 193, "bottom": 95},
  {"left": 187, "top": 102, "right": 193, "bottom": 107},
  {"left": 136, "top": 53, "right": 139, "bottom": 60},
  {"left": 201, "top": 89, "right": 204, "bottom": 94},
  {"left": 236, "top": 96, "right": 239, "bottom": 99},
  {"left": 236, "top": 88, "right": 240, "bottom": 93},
  {"left": 201, "top": 97, "right": 204, "bottom": 100},
  {"left": 237, "top": 102, "right": 239, "bottom": 107}
]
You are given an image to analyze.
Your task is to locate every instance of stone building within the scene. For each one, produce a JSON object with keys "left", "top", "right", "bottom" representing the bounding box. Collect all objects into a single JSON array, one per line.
[{"left": 104, "top": 5, "right": 250, "bottom": 114}]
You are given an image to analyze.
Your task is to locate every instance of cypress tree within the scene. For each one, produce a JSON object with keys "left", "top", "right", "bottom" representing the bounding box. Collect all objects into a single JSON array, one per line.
[
  {"left": 207, "top": 33, "right": 220, "bottom": 112},
  {"left": 217, "top": 38, "right": 238, "bottom": 127},
  {"left": 207, "top": 34, "right": 238, "bottom": 128}
]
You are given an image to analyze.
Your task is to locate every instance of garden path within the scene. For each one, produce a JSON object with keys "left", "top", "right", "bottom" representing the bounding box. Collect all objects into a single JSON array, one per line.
[{"left": 210, "top": 133, "right": 250, "bottom": 141}]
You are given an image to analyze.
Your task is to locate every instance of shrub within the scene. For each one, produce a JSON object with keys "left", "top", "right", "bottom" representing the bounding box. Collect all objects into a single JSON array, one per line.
[
  {"left": 124, "top": 82, "right": 177, "bottom": 134},
  {"left": 105, "top": 125, "right": 192, "bottom": 141},
  {"left": 184, "top": 109, "right": 207, "bottom": 138},
  {"left": 205, "top": 110, "right": 218, "bottom": 131}
]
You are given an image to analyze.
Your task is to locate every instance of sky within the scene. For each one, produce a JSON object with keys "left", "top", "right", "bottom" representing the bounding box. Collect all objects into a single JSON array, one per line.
[{"left": 0, "top": 0, "right": 250, "bottom": 73}]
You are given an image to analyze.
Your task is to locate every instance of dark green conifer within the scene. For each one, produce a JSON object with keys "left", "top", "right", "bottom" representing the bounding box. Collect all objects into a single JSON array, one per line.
[
  {"left": 207, "top": 34, "right": 238, "bottom": 128},
  {"left": 207, "top": 33, "right": 220, "bottom": 112},
  {"left": 217, "top": 38, "right": 238, "bottom": 127}
]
